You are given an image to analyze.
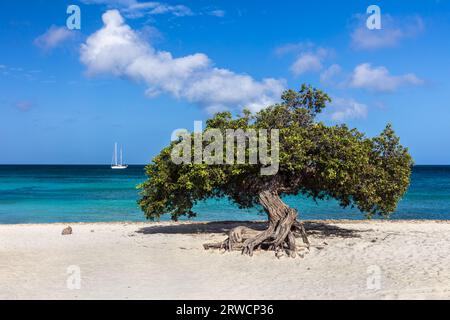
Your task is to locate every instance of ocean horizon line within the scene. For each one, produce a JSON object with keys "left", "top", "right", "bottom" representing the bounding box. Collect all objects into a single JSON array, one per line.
[
  {"left": 0, "top": 163, "right": 450, "bottom": 167},
  {"left": 0, "top": 163, "right": 148, "bottom": 166}
]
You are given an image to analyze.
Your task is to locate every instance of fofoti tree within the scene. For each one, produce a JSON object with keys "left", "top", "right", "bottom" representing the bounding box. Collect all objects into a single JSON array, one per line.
[{"left": 138, "top": 85, "right": 413, "bottom": 258}]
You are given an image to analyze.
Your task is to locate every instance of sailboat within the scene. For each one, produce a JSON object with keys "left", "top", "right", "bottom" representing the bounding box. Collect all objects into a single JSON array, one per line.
[{"left": 111, "top": 143, "right": 128, "bottom": 170}]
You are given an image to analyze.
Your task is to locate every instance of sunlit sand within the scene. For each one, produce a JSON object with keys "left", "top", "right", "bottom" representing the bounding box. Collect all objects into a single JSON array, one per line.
[{"left": 1, "top": 220, "right": 450, "bottom": 300}]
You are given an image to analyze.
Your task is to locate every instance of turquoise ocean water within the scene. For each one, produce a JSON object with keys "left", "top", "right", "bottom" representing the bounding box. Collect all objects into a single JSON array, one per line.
[{"left": 0, "top": 165, "right": 449, "bottom": 224}]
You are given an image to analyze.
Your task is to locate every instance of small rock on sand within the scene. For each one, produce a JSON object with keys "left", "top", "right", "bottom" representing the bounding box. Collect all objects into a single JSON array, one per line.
[{"left": 62, "top": 226, "right": 73, "bottom": 236}]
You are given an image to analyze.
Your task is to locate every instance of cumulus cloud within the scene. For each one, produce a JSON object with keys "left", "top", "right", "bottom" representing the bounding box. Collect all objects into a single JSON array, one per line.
[
  {"left": 34, "top": 26, "right": 74, "bottom": 51},
  {"left": 276, "top": 42, "right": 332, "bottom": 76},
  {"left": 80, "top": 10, "right": 285, "bottom": 113},
  {"left": 320, "top": 64, "right": 342, "bottom": 85},
  {"left": 290, "top": 53, "right": 323, "bottom": 76},
  {"left": 329, "top": 98, "right": 368, "bottom": 122},
  {"left": 351, "top": 15, "right": 424, "bottom": 50},
  {"left": 349, "top": 63, "right": 423, "bottom": 92}
]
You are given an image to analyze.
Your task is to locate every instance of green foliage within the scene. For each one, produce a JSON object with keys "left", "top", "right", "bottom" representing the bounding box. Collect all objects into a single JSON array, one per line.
[{"left": 138, "top": 85, "right": 413, "bottom": 221}]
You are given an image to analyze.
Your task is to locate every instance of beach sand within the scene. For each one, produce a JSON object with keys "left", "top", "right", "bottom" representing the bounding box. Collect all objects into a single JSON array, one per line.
[{"left": 1, "top": 220, "right": 450, "bottom": 300}]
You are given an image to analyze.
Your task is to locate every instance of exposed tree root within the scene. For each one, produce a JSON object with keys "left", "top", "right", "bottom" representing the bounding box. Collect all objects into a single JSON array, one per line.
[
  {"left": 203, "top": 219, "right": 310, "bottom": 258},
  {"left": 204, "top": 190, "right": 311, "bottom": 258}
]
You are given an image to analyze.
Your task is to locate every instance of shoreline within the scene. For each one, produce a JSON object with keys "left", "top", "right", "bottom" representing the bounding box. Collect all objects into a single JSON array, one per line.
[
  {"left": 3, "top": 218, "right": 450, "bottom": 227},
  {"left": 2, "top": 220, "right": 450, "bottom": 299}
]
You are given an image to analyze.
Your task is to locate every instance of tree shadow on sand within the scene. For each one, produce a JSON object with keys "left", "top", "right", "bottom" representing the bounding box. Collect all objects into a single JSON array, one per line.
[{"left": 136, "top": 221, "right": 364, "bottom": 239}]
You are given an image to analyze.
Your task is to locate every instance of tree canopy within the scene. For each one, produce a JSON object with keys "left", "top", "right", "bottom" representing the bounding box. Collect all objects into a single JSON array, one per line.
[{"left": 138, "top": 84, "right": 413, "bottom": 257}]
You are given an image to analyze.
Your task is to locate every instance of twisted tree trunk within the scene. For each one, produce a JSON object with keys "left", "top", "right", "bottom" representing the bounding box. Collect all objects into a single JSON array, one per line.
[{"left": 204, "top": 190, "right": 310, "bottom": 258}]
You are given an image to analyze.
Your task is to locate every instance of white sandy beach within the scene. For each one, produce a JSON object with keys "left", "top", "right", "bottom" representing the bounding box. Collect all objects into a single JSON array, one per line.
[{"left": 1, "top": 220, "right": 450, "bottom": 300}]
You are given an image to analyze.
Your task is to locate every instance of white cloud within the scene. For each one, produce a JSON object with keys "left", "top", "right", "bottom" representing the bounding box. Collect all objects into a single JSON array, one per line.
[
  {"left": 34, "top": 26, "right": 74, "bottom": 51},
  {"left": 277, "top": 42, "right": 332, "bottom": 76},
  {"left": 349, "top": 63, "right": 423, "bottom": 92},
  {"left": 80, "top": 1, "right": 225, "bottom": 19},
  {"left": 275, "top": 41, "right": 315, "bottom": 57},
  {"left": 80, "top": 10, "right": 285, "bottom": 113},
  {"left": 290, "top": 53, "right": 323, "bottom": 76},
  {"left": 80, "top": 0, "right": 192, "bottom": 18},
  {"left": 208, "top": 10, "right": 226, "bottom": 18},
  {"left": 138, "top": 25, "right": 164, "bottom": 42},
  {"left": 351, "top": 15, "right": 424, "bottom": 50},
  {"left": 330, "top": 98, "right": 368, "bottom": 122},
  {"left": 320, "top": 64, "right": 342, "bottom": 84},
  {"left": 122, "top": 2, "right": 193, "bottom": 18},
  {"left": 81, "top": 0, "right": 135, "bottom": 5}
]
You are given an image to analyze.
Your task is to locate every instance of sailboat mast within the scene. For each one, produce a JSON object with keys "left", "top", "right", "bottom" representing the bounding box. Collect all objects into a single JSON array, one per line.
[
  {"left": 114, "top": 143, "right": 118, "bottom": 166},
  {"left": 112, "top": 142, "right": 127, "bottom": 169}
]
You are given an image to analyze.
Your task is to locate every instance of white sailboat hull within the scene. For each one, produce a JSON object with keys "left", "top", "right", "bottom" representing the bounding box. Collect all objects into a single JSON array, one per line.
[
  {"left": 111, "top": 165, "right": 128, "bottom": 169},
  {"left": 111, "top": 143, "right": 128, "bottom": 170}
]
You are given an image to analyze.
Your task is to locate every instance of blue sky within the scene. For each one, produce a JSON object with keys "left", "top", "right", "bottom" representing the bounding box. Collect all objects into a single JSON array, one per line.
[{"left": 0, "top": 0, "right": 449, "bottom": 164}]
